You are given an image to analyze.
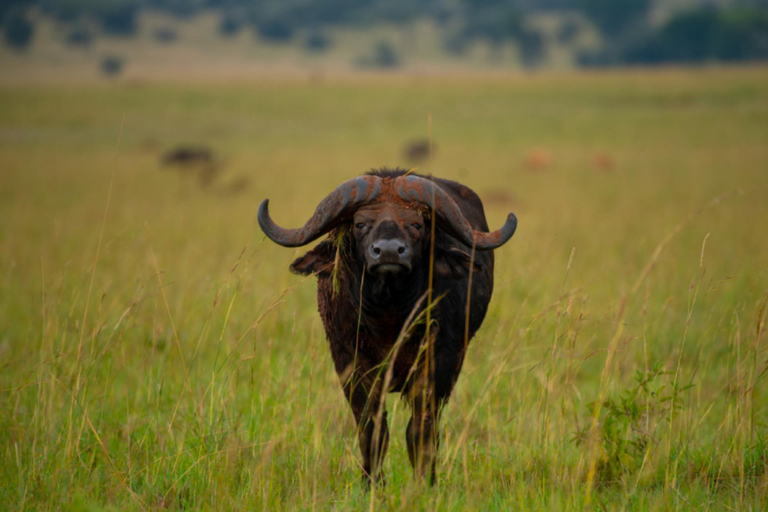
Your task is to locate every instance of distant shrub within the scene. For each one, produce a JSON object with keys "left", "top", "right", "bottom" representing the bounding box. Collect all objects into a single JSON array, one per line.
[
  {"left": 556, "top": 18, "right": 581, "bottom": 45},
  {"left": 573, "top": 363, "right": 691, "bottom": 485},
  {"left": 517, "top": 27, "right": 546, "bottom": 68},
  {"left": 656, "top": 7, "right": 768, "bottom": 62},
  {"left": 442, "top": 32, "right": 468, "bottom": 56},
  {"left": 66, "top": 24, "right": 93, "bottom": 47},
  {"left": 582, "top": 6, "right": 768, "bottom": 66},
  {"left": 304, "top": 28, "right": 330, "bottom": 52},
  {"left": 256, "top": 17, "right": 294, "bottom": 42},
  {"left": 158, "top": 0, "right": 199, "bottom": 20},
  {"left": 576, "top": 48, "right": 614, "bottom": 67},
  {"left": 3, "top": 9, "right": 34, "bottom": 50},
  {"left": 42, "top": 1, "right": 80, "bottom": 24},
  {"left": 371, "top": 41, "right": 400, "bottom": 68},
  {"left": 218, "top": 14, "right": 242, "bottom": 37},
  {"left": 153, "top": 26, "right": 178, "bottom": 44},
  {"left": 100, "top": 3, "right": 138, "bottom": 36},
  {"left": 356, "top": 41, "right": 401, "bottom": 68},
  {"left": 578, "top": 0, "right": 652, "bottom": 39},
  {"left": 100, "top": 55, "right": 124, "bottom": 77}
]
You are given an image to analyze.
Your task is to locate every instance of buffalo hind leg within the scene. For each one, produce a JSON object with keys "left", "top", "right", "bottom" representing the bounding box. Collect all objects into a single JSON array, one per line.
[
  {"left": 406, "top": 394, "right": 441, "bottom": 485},
  {"left": 342, "top": 372, "right": 390, "bottom": 485}
]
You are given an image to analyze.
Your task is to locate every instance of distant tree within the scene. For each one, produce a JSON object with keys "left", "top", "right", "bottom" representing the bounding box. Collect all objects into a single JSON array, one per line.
[
  {"left": 451, "top": 1, "right": 551, "bottom": 66},
  {"left": 147, "top": 0, "right": 204, "bottom": 19},
  {"left": 578, "top": 0, "right": 652, "bottom": 39},
  {"left": 714, "top": 8, "right": 768, "bottom": 60},
  {"left": 518, "top": 26, "right": 546, "bottom": 68},
  {"left": 99, "top": 2, "right": 138, "bottom": 36},
  {"left": 3, "top": 8, "right": 34, "bottom": 50},
  {"left": 153, "top": 26, "right": 178, "bottom": 43},
  {"left": 372, "top": 41, "right": 400, "bottom": 68},
  {"left": 442, "top": 31, "right": 469, "bottom": 56},
  {"left": 100, "top": 55, "right": 124, "bottom": 76},
  {"left": 580, "top": 6, "right": 768, "bottom": 66},
  {"left": 460, "top": 3, "right": 524, "bottom": 49},
  {"left": 66, "top": 24, "right": 93, "bottom": 47},
  {"left": 256, "top": 16, "right": 294, "bottom": 42},
  {"left": 658, "top": 7, "right": 720, "bottom": 62},
  {"left": 1, "top": 1, "right": 32, "bottom": 25},
  {"left": 355, "top": 40, "right": 401, "bottom": 68},
  {"left": 556, "top": 18, "right": 581, "bottom": 45},
  {"left": 218, "top": 13, "right": 242, "bottom": 37},
  {"left": 304, "top": 28, "right": 331, "bottom": 52}
]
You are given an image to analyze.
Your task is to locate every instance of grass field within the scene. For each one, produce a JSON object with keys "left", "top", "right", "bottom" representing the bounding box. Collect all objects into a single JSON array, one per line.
[{"left": 1, "top": 66, "right": 767, "bottom": 510}]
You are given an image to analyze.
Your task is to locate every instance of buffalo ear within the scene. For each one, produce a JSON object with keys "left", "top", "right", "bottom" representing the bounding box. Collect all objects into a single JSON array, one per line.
[
  {"left": 434, "top": 247, "right": 484, "bottom": 279},
  {"left": 289, "top": 240, "right": 336, "bottom": 276}
]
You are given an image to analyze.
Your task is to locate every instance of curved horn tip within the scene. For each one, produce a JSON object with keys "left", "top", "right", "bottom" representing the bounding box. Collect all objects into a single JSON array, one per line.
[
  {"left": 257, "top": 199, "right": 270, "bottom": 228},
  {"left": 498, "top": 212, "right": 518, "bottom": 241},
  {"left": 505, "top": 212, "right": 518, "bottom": 235},
  {"left": 475, "top": 211, "right": 518, "bottom": 251}
]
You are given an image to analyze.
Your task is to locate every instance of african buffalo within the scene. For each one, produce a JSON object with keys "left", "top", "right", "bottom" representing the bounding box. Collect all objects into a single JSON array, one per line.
[{"left": 258, "top": 168, "right": 517, "bottom": 484}]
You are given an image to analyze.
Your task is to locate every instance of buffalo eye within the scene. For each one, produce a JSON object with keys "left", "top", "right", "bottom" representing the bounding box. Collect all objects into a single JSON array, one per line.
[
  {"left": 354, "top": 222, "right": 368, "bottom": 232},
  {"left": 411, "top": 223, "right": 422, "bottom": 230}
]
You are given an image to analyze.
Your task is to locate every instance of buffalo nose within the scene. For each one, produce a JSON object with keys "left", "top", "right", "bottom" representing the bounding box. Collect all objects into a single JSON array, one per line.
[{"left": 370, "top": 239, "right": 408, "bottom": 260}]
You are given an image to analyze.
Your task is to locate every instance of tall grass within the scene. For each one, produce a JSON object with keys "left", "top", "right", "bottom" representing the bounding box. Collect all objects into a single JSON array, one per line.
[{"left": 0, "top": 67, "right": 767, "bottom": 510}]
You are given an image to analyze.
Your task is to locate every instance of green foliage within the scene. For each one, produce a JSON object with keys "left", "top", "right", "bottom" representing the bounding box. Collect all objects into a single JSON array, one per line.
[
  {"left": 517, "top": 26, "right": 545, "bottom": 68},
  {"left": 255, "top": 15, "right": 295, "bottom": 42},
  {"left": 0, "top": 0, "right": 32, "bottom": 24},
  {"left": 459, "top": 2, "right": 525, "bottom": 47},
  {"left": 2, "top": 7, "right": 34, "bottom": 49},
  {"left": 355, "top": 40, "right": 401, "bottom": 68},
  {"left": 99, "top": 55, "right": 124, "bottom": 76},
  {"left": 218, "top": 12, "right": 243, "bottom": 37},
  {"left": 581, "top": 6, "right": 768, "bottom": 66},
  {"left": 65, "top": 23, "right": 92, "bottom": 47},
  {"left": 556, "top": 17, "right": 581, "bottom": 45},
  {"left": 8, "top": 0, "right": 768, "bottom": 67},
  {"left": 304, "top": 28, "right": 331, "bottom": 52},
  {"left": 98, "top": 1, "right": 138, "bottom": 36},
  {"left": 578, "top": 0, "right": 652, "bottom": 39},
  {"left": 574, "top": 363, "right": 693, "bottom": 485}
]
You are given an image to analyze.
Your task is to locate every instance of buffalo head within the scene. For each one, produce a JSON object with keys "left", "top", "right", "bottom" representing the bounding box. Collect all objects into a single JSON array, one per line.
[
  {"left": 257, "top": 175, "right": 518, "bottom": 267},
  {"left": 352, "top": 203, "right": 425, "bottom": 275}
]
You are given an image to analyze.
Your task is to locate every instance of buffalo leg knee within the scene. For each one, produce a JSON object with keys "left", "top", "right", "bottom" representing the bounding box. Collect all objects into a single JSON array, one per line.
[
  {"left": 342, "top": 374, "right": 389, "bottom": 484},
  {"left": 406, "top": 400, "right": 440, "bottom": 485}
]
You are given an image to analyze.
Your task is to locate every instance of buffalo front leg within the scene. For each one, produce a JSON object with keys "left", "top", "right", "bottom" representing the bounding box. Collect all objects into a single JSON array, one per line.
[
  {"left": 341, "top": 370, "right": 390, "bottom": 485},
  {"left": 406, "top": 392, "right": 441, "bottom": 485}
]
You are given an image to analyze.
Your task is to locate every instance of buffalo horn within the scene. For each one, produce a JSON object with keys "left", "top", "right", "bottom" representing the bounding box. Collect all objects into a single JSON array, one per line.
[
  {"left": 394, "top": 175, "right": 517, "bottom": 250},
  {"left": 258, "top": 176, "right": 382, "bottom": 247}
]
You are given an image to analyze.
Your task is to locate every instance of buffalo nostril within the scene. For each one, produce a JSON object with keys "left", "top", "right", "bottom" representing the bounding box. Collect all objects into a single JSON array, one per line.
[
  {"left": 397, "top": 246, "right": 405, "bottom": 255},
  {"left": 371, "top": 246, "right": 381, "bottom": 257}
]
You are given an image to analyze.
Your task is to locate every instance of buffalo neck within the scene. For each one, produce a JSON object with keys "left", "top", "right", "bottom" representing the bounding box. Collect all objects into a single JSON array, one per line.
[{"left": 344, "top": 254, "right": 428, "bottom": 330}]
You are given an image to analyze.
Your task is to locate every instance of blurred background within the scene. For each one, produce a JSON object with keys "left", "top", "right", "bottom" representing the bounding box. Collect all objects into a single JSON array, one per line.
[
  {"left": 1, "top": 1, "right": 768, "bottom": 510},
  {"left": 2, "top": 0, "right": 768, "bottom": 81}
]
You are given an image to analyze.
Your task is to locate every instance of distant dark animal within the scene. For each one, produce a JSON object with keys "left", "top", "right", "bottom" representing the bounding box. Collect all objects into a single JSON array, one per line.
[
  {"left": 161, "top": 145, "right": 215, "bottom": 167},
  {"left": 160, "top": 145, "right": 220, "bottom": 188},
  {"left": 218, "top": 175, "right": 250, "bottom": 196},
  {"left": 402, "top": 139, "right": 435, "bottom": 165},
  {"left": 258, "top": 168, "right": 517, "bottom": 484}
]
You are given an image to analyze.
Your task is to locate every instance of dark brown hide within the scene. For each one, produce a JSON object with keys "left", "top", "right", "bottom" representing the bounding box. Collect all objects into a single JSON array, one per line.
[{"left": 267, "top": 168, "right": 515, "bottom": 485}]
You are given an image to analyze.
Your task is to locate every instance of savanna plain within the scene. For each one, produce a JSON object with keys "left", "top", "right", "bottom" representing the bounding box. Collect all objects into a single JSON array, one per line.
[{"left": 1, "top": 67, "right": 767, "bottom": 510}]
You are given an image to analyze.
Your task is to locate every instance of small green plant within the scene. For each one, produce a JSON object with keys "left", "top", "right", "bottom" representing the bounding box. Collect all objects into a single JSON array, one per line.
[{"left": 574, "top": 362, "right": 693, "bottom": 485}]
